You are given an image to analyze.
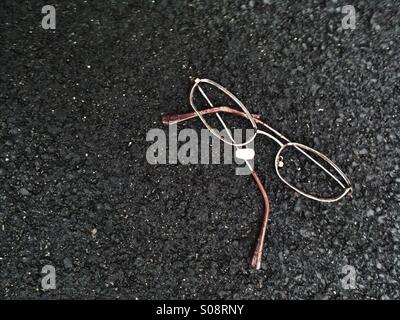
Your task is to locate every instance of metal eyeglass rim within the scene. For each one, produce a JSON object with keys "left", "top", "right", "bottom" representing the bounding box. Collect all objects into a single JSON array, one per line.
[{"left": 189, "top": 78, "right": 352, "bottom": 203}]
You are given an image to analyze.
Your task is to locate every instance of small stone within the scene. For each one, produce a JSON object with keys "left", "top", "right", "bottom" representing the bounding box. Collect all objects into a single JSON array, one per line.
[
  {"left": 359, "top": 149, "right": 368, "bottom": 155},
  {"left": 294, "top": 199, "right": 302, "bottom": 212},
  {"left": 310, "top": 84, "right": 320, "bottom": 96},
  {"left": 19, "top": 188, "right": 30, "bottom": 196},
  {"left": 91, "top": 228, "right": 97, "bottom": 237},
  {"left": 9, "top": 128, "right": 19, "bottom": 135},
  {"left": 63, "top": 257, "right": 73, "bottom": 269}
]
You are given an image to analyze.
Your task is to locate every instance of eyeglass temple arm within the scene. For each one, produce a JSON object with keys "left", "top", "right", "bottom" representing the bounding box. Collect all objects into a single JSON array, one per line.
[
  {"left": 161, "top": 106, "right": 261, "bottom": 126},
  {"left": 250, "top": 171, "right": 271, "bottom": 270},
  {"left": 161, "top": 107, "right": 270, "bottom": 270}
]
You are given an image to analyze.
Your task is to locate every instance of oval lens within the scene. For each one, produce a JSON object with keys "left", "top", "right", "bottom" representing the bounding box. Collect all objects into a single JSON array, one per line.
[
  {"left": 189, "top": 78, "right": 257, "bottom": 147},
  {"left": 275, "top": 142, "right": 352, "bottom": 202}
]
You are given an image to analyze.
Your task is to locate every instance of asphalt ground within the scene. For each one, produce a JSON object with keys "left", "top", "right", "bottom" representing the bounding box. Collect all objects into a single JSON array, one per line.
[{"left": 0, "top": 0, "right": 399, "bottom": 299}]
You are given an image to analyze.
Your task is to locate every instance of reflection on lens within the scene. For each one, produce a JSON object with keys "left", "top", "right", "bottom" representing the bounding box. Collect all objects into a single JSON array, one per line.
[
  {"left": 275, "top": 143, "right": 351, "bottom": 202},
  {"left": 189, "top": 79, "right": 257, "bottom": 147}
]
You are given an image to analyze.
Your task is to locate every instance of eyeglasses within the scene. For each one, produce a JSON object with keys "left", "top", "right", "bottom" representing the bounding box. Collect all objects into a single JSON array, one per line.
[{"left": 162, "top": 78, "right": 352, "bottom": 269}]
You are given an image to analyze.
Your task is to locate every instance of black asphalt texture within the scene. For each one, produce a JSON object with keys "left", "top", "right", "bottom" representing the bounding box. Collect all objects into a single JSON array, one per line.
[{"left": 1, "top": 1, "right": 399, "bottom": 299}]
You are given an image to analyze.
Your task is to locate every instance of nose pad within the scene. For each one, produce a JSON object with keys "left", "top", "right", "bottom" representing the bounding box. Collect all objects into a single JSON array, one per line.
[
  {"left": 278, "top": 156, "right": 284, "bottom": 168},
  {"left": 235, "top": 147, "right": 255, "bottom": 161}
]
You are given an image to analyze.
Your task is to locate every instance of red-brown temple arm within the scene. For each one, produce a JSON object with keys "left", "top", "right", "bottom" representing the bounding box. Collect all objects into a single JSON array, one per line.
[
  {"left": 161, "top": 106, "right": 261, "bottom": 125},
  {"left": 250, "top": 171, "right": 270, "bottom": 270},
  {"left": 161, "top": 106, "right": 271, "bottom": 270}
]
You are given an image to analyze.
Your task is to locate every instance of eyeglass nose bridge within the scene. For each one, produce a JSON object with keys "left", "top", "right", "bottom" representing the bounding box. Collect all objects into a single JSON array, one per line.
[
  {"left": 275, "top": 142, "right": 352, "bottom": 203},
  {"left": 189, "top": 78, "right": 258, "bottom": 147}
]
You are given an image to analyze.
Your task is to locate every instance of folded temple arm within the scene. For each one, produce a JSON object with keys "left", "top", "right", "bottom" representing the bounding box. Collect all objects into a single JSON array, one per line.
[{"left": 161, "top": 106, "right": 261, "bottom": 125}]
